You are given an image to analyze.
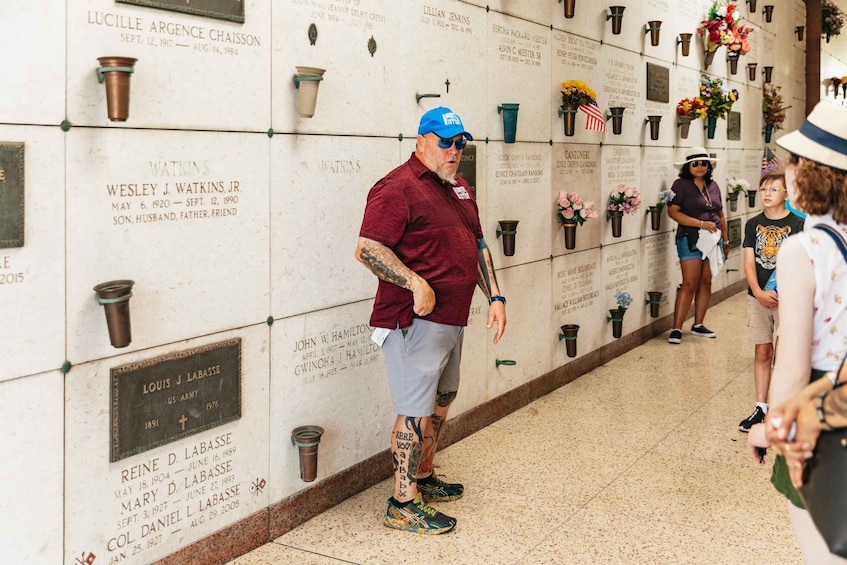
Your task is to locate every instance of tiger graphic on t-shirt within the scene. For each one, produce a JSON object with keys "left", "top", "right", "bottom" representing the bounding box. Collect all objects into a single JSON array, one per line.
[{"left": 755, "top": 224, "right": 794, "bottom": 269}]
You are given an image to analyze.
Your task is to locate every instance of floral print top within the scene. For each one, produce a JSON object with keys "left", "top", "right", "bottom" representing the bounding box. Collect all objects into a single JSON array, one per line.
[{"left": 796, "top": 215, "right": 847, "bottom": 370}]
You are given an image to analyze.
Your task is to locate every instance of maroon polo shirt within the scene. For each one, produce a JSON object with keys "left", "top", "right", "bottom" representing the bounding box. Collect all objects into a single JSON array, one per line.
[{"left": 359, "top": 153, "right": 483, "bottom": 329}]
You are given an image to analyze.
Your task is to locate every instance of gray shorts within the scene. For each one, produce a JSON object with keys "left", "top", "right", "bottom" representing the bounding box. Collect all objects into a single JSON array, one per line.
[{"left": 380, "top": 318, "right": 463, "bottom": 417}]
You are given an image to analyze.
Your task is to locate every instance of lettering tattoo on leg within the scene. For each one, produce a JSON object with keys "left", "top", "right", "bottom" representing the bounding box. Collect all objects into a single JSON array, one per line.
[{"left": 404, "top": 417, "right": 423, "bottom": 490}]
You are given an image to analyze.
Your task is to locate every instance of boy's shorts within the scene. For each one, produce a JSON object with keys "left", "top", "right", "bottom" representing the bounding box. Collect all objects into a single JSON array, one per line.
[
  {"left": 380, "top": 318, "right": 463, "bottom": 417},
  {"left": 747, "top": 294, "right": 778, "bottom": 344}
]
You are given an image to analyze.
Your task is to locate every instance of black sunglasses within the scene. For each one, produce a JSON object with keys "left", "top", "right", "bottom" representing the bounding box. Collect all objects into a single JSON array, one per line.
[
  {"left": 689, "top": 160, "right": 710, "bottom": 167},
  {"left": 436, "top": 136, "right": 468, "bottom": 150}
]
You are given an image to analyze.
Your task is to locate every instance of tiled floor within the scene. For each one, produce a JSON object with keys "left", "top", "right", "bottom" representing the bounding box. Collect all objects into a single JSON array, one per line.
[{"left": 229, "top": 292, "right": 802, "bottom": 564}]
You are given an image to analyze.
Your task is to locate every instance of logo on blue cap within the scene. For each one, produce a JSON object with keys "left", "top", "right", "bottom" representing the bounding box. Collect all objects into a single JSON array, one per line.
[{"left": 418, "top": 107, "right": 473, "bottom": 140}]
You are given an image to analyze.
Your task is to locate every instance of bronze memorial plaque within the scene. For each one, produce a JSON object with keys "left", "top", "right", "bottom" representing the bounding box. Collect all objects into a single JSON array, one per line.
[
  {"left": 116, "top": 0, "right": 245, "bottom": 23},
  {"left": 0, "top": 142, "right": 25, "bottom": 248},
  {"left": 457, "top": 143, "right": 477, "bottom": 197},
  {"left": 646, "top": 63, "right": 670, "bottom": 103},
  {"left": 110, "top": 338, "right": 242, "bottom": 461},
  {"left": 727, "top": 111, "right": 741, "bottom": 140},
  {"left": 727, "top": 217, "right": 742, "bottom": 248}
]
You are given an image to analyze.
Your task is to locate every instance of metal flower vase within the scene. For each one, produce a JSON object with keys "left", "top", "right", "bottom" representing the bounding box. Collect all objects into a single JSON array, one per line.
[
  {"left": 747, "top": 191, "right": 757, "bottom": 208},
  {"left": 93, "top": 279, "right": 135, "bottom": 348},
  {"left": 97, "top": 57, "right": 138, "bottom": 122},
  {"left": 498, "top": 103, "right": 519, "bottom": 144},
  {"left": 497, "top": 220, "right": 519, "bottom": 256},
  {"left": 645, "top": 21, "right": 662, "bottom": 46},
  {"left": 607, "top": 107, "right": 625, "bottom": 135},
  {"left": 764, "top": 124, "right": 774, "bottom": 143},
  {"left": 678, "top": 115, "right": 694, "bottom": 139},
  {"left": 678, "top": 33, "right": 692, "bottom": 56},
  {"left": 763, "top": 66, "right": 773, "bottom": 83},
  {"left": 727, "top": 51, "right": 740, "bottom": 75},
  {"left": 559, "top": 324, "right": 580, "bottom": 357},
  {"left": 293, "top": 66, "right": 326, "bottom": 118},
  {"left": 648, "top": 206, "right": 663, "bottom": 231},
  {"left": 704, "top": 49, "right": 716, "bottom": 69},
  {"left": 562, "top": 219, "right": 578, "bottom": 249},
  {"left": 747, "top": 62, "right": 758, "bottom": 81},
  {"left": 291, "top": 425, "right": 324, "bottom": 482},
  {"left": 560, "top": 105, "right": 578, "bottom": 136},
  {"left": 646, "top": 115, "right": 662, "bottom": 140},
  {"left": 706, "top": 116, "right": 717, "bottom": 139},
  {"left": 646, "top": 292, "right": 662, "bottom": 318},
  {"left": 561, "top": 0, "right": 576, "bottom": 18},
  {"left": 608, "top": 309, "right": 626, "bottom": 338},
  {"left": 607, "top": 6, "right": 626, "bottom": 35},
  {"left": 608, "top": 210, "right": 623, "bottom": 238},
  {"left": 728, "top": 193, "right": 739, "bottom": 211},
  {"left": 763, "top": 5, "right": 774, "bottom": 22}
]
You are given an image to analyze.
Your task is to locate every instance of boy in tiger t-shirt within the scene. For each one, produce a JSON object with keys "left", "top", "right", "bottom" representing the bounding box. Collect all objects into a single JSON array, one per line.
[{"left": 738, "top": 170, "right": 805, "bottom": 432}]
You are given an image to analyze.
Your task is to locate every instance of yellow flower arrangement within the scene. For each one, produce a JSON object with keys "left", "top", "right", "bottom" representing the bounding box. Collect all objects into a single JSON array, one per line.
[{"left": 560, "top": 80, "right": 598, "bottom": 107}]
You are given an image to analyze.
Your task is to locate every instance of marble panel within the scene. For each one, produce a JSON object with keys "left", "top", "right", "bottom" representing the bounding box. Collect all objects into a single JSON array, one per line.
[
  {"left": 271, "top": 136, "right": 401, "bottom": 319},
  {"left": 0, "top": 371, "right": 63, "bottom": 565},
  {"left": 486, "top": 143, "right": 552, "bottom": 266},
  {"left": 468, "top": 0, "right": 550, "bottom": 24},
  {"left": 640, "top": 0, "right": 676, "bottom": 61},
  {"left": 271, "top": 1, "right": 402, "bottom": 136},
  {"left": 67, "top": 0, "right": 271, "bottom": 130},
  {"left": 64, "top": 326, "right": 270, "bottom": 565},
  {"left": 398, "top": 1, "right": 488, "bottom": 140},
  {"left": 486, "top": 13, "right": 552, "bottom": 143},
  {"left": 598, "top": 47, "right": 643, "bottom": 147},
  {"left": 641, "top": 233, "right": 677, "bottom": 324},
  {"left": 551, "top": 144, "right": 602, "bottom": 254},
  {"left": 599, "top": 0, "right": 643, "bottom": 53},
  {"left": 674, "top": 67, "right": 708, "bottom": 146},
  {"left": 0, "top": 127, "right": 65, "bottom": 382},
  {"left": 601, "top": 145, "right": 642, "bottom": 244},
  {"left": 550, "top": 31, "right": 603, "bottom": 144},
  {"left": 640, "top": 147, "right": 675, "bottom": 236},
  {"left": 66, "top": 128, "right": 270, "bottom": 364},
  {"left": 723, "top": 150, "right": 745, "bottom": 219},
  {"left": 269, "top": 300, "right": 393, "bottom": 502},
  {"left": 601, "top": 240, "right": 643, "bottom": 342},
  {"left": 760, "top": 29, "right": 775, "bottom": 66},
  {"left": 486, "top": 261, "right": 554, "bottom": 398},
  {"left": 674, "top": 0, "right": 712, "bottom": 71},
  {"left": 551, "top": 0, "right": 604, "bottom": 38},
  {"left": 0, "top": 3, "right": 65, "bottom": 125},
  {"left": 551, "top": 252, "right": 604, "bottom": 367},
  {"left": 742, "top": 150, "right": 764, "bottom": 197},
  {"left": 643, "top": 60, "right": 675, "bottom": 147},
  {"left": 791, "top": 47, "right": 806, "bottom": 96}
]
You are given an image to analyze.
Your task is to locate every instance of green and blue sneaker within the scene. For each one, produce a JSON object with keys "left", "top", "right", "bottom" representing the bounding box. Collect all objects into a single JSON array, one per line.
[
  {"left": 417, "top": 473, "right": 464, "bottom": 502},
  {"left": 383, "top": 493, "right": 456, "bottom": 535}
]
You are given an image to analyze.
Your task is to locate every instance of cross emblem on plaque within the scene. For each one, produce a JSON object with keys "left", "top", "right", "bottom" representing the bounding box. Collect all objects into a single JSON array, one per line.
[
  {"left": 445, "top": 79, "right": 450, "bottom": 93},
  {"left": 179, "top": 415, "right": 188, "bottom": 430}
]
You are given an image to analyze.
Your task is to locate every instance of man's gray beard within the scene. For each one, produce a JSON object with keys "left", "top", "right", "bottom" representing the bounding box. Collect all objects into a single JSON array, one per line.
[{"left": 438, "top": 171, "right": 458, "bottom": 185}]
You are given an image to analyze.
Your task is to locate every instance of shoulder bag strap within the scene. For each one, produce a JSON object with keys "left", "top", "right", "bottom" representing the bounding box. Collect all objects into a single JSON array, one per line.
[{"left": 813, "top": 224, "right": 847, "bottom": 263}]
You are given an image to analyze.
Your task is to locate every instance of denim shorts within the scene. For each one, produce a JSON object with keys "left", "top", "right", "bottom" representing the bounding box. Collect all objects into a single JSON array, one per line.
[{"left": 676, "top": 236, "right": 705, "bottom": 261}]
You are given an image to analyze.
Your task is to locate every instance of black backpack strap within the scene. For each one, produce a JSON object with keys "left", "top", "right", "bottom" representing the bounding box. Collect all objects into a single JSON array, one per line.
[{"left": 813, "top": 224, "right": 847, "bottom": 263}]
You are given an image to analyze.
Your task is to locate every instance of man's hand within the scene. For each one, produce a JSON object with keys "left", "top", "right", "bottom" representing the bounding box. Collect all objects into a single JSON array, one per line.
[
  {"left": 487, "top": 301, "right": 506, "bottom": 343},
  {"left": 411, "top": 280, "right": 436, "bottom": 316},
  {"left": 756, "top": 290, "right": 779, "bottom": 309}
]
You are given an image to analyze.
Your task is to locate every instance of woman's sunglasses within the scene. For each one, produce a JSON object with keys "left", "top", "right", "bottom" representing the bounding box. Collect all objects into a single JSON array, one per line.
[
  {"left": 437, "top": 136, "right": 468, "bottom": 150},
  {"left": 689, "top": 160, "right": 711, "bottom": 167}
]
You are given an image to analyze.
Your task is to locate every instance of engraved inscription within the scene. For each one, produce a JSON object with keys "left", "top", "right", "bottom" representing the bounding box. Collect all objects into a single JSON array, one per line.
[
  {"left": 644, "top": 236, "right": 671, "bottom": 306},
  {"left": 553, "top": 31, "right": 599, "bottom": 72},
  {"left": 420, "top": 5, "right": 474, "bottom": 34},
  {"left": 603, "top": 56, "right": 638, "bottom": 109},
  {"left": 494, "top": 151, "right": 544, "bottom": 187},
  {"left": 293, "top": 324, "right": 380, "bottom": 385},
  {"left": 492, "top": 22, "right": 546, "bottom": 68},
  {"left": 111, "top": 339, "right": 242, "bottom": 461},
  {"left": 553, "top": 259, "right": 600, "bottom": 314},
  {"left": 293, "top": 0, "right": 390, "bottom": 31},
  {"left": 728, "top": 218, "right": 742, "bottom": 248},
  {"left": 605, "top": 245, "right": 640, "bottom": 291},
  {"left": 646, "top": 63, "right": 670, "bottom": 103},
  {"left": 605, "top": 147, "right": 638, "bottom": 185}
]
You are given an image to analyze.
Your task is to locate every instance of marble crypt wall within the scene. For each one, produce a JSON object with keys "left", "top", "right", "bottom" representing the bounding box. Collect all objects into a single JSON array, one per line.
[{"left": 0, "top": 0, "right": 820, "bottom": 563}]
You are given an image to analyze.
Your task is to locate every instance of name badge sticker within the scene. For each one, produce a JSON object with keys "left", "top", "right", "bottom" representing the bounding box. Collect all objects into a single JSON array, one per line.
[{"left": 452, "top": 186, "right": 470, "bottom": 200}]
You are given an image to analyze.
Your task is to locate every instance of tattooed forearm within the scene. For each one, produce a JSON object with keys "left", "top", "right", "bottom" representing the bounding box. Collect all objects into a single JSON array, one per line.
[
  {"left": 476, "top": 239, "right": 501, "bottom": 298},
  {"left": 360, "top": 246, "right": 409, "bottom": 287},
  {"left": 824, "top": 387, "right": 847, "bottom": 426}
]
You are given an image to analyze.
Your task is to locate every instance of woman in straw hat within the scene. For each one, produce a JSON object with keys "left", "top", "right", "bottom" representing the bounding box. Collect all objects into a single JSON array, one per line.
[
  {"left": 666, "top": 147, "right": 729, "bottom": 345},
  {"left": 747, "top": 101, "right": 847, "bottom": 563}
]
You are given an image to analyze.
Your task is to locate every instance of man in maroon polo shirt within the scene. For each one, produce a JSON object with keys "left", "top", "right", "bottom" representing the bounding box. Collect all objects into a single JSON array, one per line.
[{"left": 355, "top": 107, "right": 507, "bottom": 534}]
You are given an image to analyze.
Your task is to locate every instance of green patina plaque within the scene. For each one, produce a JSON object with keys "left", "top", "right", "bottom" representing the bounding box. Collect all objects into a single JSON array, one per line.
[
  {"left": 0, "top": 142, "right": 24, "bottom": 248},
  {"left": 116, "top": 0, "right": 245, "bottom": 23},
  {"left": 728, "top": 217, "right": 742, "bottom": 248},
  {"left": 727, "top": 111, "right": 741, "bottom": 141}
]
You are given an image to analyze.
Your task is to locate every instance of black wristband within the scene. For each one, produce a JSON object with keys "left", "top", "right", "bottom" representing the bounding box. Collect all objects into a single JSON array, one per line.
[{"left": 489, "top": 295, "right": 506, "bottom": 305}]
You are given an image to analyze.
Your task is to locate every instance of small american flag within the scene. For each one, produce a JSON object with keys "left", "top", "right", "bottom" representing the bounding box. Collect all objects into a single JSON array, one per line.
[
  {"left": 761, "top": 147, "right": 781, "bottom": 175},
  {"left": 579, "top": 101, "right": 606, "bottom": 132}
]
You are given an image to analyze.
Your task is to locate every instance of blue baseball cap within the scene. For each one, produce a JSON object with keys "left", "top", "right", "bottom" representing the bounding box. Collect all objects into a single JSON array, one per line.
[{"left": 417, "top": 107, "right": 473, "bottom": 140}]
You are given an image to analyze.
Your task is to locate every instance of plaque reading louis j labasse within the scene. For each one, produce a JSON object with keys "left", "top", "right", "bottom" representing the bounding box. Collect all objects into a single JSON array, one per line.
[{"left": 111, "top": 339, "right": 241, "bottom": 461}]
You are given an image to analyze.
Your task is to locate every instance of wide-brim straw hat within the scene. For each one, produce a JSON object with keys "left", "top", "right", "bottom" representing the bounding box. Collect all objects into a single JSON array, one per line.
[
  {"left": 673, "top": 146, "right": 720, "bottom": 169},
  {"left": 777, "top": 101, "right": 847, "bottom": 171}
]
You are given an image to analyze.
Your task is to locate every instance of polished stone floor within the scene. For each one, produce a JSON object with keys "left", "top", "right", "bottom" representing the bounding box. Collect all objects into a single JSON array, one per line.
[{"left": 229, "top": 291, "right": 802, "bottom": 564}]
